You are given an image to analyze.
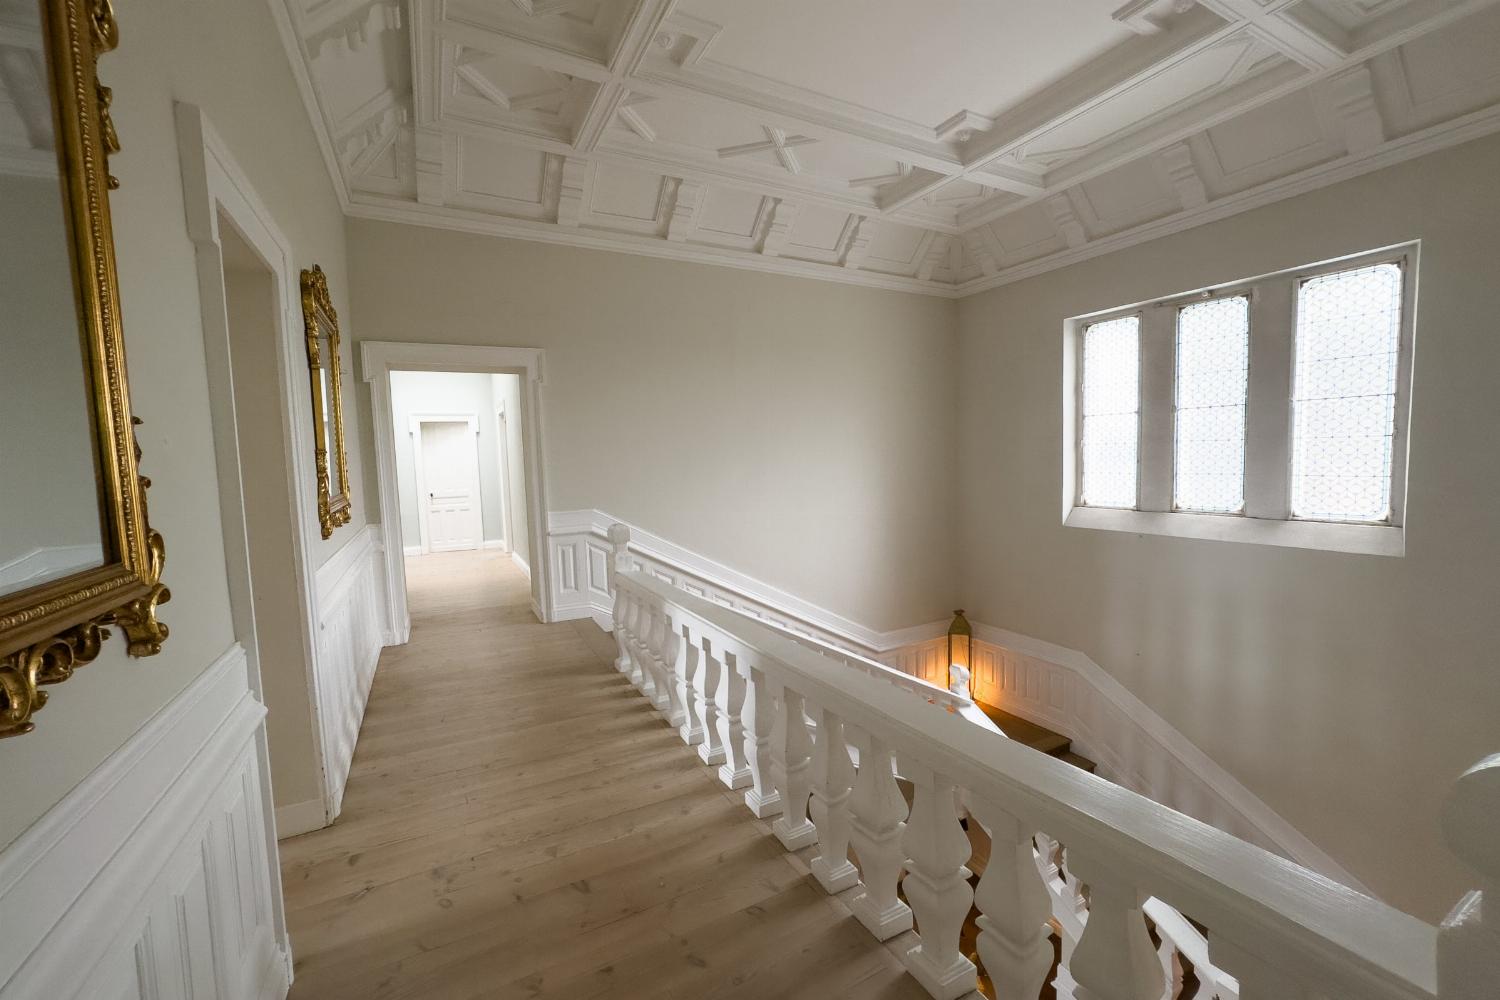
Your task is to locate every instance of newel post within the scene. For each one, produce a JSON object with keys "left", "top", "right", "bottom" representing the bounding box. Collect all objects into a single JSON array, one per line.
[
  {"left": 1438, "top": 753, "right": 1500, "bottom": 1000},
  {"left": 607, "top": 522, "right": 633, "bottom": 590}
]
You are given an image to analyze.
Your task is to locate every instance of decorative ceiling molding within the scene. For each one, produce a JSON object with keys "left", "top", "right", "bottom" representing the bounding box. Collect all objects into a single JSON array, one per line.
[{"left": 269, "top": 0, "right": 1500, "bottom": 297}]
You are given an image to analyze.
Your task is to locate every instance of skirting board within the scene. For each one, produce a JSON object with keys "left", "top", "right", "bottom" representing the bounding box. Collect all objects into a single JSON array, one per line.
[
  {"left": 547, "top": 507, "right": 1367, "bottom": 893},
  {"left": 275, "top": 798, "right": 328, "bottom": 840},
  {"left": 511, "top": 550, "right": 531, "bottom": 580},
  {"left": 0, "top": 644, "right": 289, "bottom": 999}
]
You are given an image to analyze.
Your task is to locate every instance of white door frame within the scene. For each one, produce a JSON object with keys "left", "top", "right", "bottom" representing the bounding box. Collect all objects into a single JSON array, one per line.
[
  {"left": 494, "top": 400, "right": 512, "bottom": 554},
  {"left": 176, "top": 103, "right": 322, "bottom": 971},
  {"left": 409, "top": 412, "right": 482, "bottom": 554},
  {"left": 362, "top": 342, "right": 553, "bottom": 635}
]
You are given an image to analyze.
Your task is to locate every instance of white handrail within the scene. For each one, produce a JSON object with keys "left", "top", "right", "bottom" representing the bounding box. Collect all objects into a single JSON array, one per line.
[{"left": 614, "top": 565, "right": 1458, "bottom": 1000}]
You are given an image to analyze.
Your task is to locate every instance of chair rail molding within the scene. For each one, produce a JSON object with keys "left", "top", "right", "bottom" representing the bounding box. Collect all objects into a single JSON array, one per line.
[
  {"left": 551, "top": 508, "right": 1365, "bottom": 891},
  {"left": 0, "top": 645, "right": 289, "bottom": 1000},
  {"left": 361, "top": 341, "right": 553, "bottom": 636}
]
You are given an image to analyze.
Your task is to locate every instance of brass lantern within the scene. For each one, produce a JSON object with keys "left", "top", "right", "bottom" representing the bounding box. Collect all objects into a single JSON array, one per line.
[{"left": 947, "top": 610, "right": 973, "bottom": 698}]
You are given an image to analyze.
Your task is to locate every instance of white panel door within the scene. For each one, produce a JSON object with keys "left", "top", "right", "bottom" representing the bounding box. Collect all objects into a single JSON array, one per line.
[{"left": 419, "top": 420, "right": 483, "bottom": 552}]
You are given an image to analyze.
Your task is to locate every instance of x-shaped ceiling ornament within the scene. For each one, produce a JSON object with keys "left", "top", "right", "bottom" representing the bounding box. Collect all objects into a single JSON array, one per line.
[{"left": 717, "top": 126, "right": 818, "bottom": 175}]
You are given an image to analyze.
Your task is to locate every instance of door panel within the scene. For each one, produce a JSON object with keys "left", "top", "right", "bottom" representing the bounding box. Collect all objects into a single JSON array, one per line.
[{"left": 419, "top": 420, "right": 482, "bottom": 552}]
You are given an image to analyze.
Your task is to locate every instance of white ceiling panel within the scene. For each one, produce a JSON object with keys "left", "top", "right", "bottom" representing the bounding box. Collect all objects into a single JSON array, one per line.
[{"left": 273, "top": 0, "right": 1500, "bottom": 296}]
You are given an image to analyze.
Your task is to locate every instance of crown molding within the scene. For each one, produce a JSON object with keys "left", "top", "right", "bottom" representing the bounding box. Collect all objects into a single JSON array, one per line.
[
  {"left": 344, "top": 194, "right": 960, "bottom": 296},
  {"left": 954, "top": 102, "right": 1500, "bottom": 298}
]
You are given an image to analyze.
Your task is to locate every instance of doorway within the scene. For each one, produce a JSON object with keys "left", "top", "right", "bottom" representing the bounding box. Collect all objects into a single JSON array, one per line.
[
  {"left": 386, "top": 370, "right": 535, "bottom": 614},
  {"left": 363, "top": 344, "right": 549, "bottom": 639}
]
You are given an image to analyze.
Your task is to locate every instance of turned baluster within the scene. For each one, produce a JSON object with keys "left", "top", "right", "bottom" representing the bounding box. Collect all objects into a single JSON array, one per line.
[
  {"left": 644, "top": 607, "right": 673, "bottom": 716},
  {"left": 739, "top": 659, "right": 781, "bottom": 818},
  {"left": 769, "top": 683, "right": 818, "bottom": 850},
  {"left": 1063, "top": 854, "right": 1164, "bottom": 1000},
  {"left": 900, "top": 761, "right": 976, "bottom": 1000},
  {"left": 623, "top": 595, "right": 647, "bottom": 691},
  {"left": 808, "top": 705, "right": 859, "bottom": 893},
  {"left": 609, "top": 581, "right": 633, "bottom": 677},
  {"left": 607, "top": 524, "right": 633, "bottom": 677},
  {"left": 1438, "top": 753, "right": 1500, "bottom": 1000},
  {"left": 694, "top": 635, "right": 724, "bottom": 766},
  {"left": 712, "top": 648, "right": 751, "bottom": 789},
  {"left": 846, "top": 726, "right": 912, "bottom": 940},
  {"left": 1156, "top": 937, "right": 1184, "bottom": 1000},
  {"left": 675, "top": 622, "right": 704, "bottom": 745},
  {"left": 969, "top": 797, "right": 1054, "bottom": 1000},
  {"left": 629, "top": 603, "right": 657, "bottom": 701}
]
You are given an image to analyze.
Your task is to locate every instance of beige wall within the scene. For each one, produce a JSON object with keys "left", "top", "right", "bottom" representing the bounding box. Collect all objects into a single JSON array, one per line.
[
  {"left": 0, "top": 0, "right": 357, "bottom": 847},
  {"left": 956, "top": 133, "right": 1500, "bottom": 921},
  {"left": 493, "top": 373, "right": 530, "bottom": 567},
  {"left": 347, "top": 222, "right": 960, "bottom": 630}
]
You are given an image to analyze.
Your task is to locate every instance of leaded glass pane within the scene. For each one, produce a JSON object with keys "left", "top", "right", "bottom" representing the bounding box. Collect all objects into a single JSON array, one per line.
[
  {"left": 1080, "top": 315, "right": 1140, "bottom": 508},
  {"left": 1174, "top": 296, "right": 1249, "bottom": 513},
  {"left": 1291, "top": 263, "right": 1403, "bottom": 522}
]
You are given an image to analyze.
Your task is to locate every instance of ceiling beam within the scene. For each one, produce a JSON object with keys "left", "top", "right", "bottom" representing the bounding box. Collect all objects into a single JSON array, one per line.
[
  {"left": 569, "top": 0, "right": 677, "bottom": 153},
  {"left": 1195, "top": 0, "right": 1346, "bottom": 69}
]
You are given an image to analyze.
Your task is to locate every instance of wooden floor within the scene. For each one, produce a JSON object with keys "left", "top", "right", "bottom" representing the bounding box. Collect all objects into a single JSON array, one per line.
[{"left": 280, "top": 550, "right": 929, "bottom": 1000}]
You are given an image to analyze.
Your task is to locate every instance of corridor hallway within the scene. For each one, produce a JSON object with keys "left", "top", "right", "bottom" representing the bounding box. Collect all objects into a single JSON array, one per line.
[{"left": 278, "top": 551, "right": 928, "bottom": 999}]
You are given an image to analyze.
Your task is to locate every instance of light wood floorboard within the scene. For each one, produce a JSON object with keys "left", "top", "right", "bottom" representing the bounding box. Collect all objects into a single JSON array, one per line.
[{"left": 281, "top": 549, "right": 928, "bottom": 999}]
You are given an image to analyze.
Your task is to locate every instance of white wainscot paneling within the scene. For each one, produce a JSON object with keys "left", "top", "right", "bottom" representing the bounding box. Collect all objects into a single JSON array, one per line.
[
  {"left": 0, "top": 646, "right": 288, "bottom": 1000},
  {"left": 314, "top": 524, "right": 389, "bottom": 821}
]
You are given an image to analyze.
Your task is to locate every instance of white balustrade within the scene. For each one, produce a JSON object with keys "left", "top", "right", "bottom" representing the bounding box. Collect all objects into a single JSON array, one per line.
[
  {"left": 808, "top": 705, "right": 860, "bottom": 893},
  {"left": 712, "top": 644, "right": 751, "bottom": 789},
  {"left": 676, "top": 622, "right": 705, "bottom": 745},
  {"left": 694, "top": 632, "right": 725, "bottom": 767},
  {"left": 847, "top": 725, "right": 914, "bottom": 940},
  {"left": 740, "top": 659, "right": 781, "bottom": 817},
  {"left": 604, "top": 524, "right": 1493, "bottom": 1000},
  {"left": 770, "top": 682, "right": 819, "bottom": 850},
  {"left": 900, "top": 760, "right": 977, "bottom": 999},
  {"left": 970, "top": 797, "right": 1054, "bottom": 1000}
]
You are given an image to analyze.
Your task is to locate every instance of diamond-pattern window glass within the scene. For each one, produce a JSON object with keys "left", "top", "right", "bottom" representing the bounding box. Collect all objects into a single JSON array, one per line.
[
  {"left": 1081, "top": 315, "right": 1140, "bottom": 508},
  {"left": 1291, "top": 262, "right": 1403, "bottom": 522},
  {"left": 1174, "top": 296, "right": 1249, "bottom": 513}
]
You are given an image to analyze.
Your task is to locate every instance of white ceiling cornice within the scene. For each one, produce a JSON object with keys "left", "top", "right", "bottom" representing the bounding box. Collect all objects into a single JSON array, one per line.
[{"left": 268, "top": 0, "right": 1500, "bottom": 298}]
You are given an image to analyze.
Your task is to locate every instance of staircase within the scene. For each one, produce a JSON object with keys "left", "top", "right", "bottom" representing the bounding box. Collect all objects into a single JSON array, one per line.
[
  {"left": 607, "top": 523, "right": 1498, "bottom": 1000},
  {"left": 975, "top": 703, "right": 1096, "bottom": 775}
]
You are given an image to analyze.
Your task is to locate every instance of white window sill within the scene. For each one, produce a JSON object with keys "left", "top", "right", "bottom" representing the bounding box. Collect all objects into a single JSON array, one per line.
[{"left": 1063, "top": 506, "right": 1404, "bottom": 557}]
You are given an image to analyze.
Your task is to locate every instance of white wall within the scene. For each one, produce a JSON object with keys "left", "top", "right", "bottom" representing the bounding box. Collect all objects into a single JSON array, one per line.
[
  {"left": 492, "top": 373, "right": 530, "bottom": 567},
  {"left": 0, "top": 0, "right": 357, "bottom": 848},
  {"left": 389, "top": 370, "right": 514, "bottom": 552},
  {"left": 349, "top": 226, "right": 961, "bottom": 630},
  {"left": 956, "top": 133, "right": 1500, "bottom": 922}
]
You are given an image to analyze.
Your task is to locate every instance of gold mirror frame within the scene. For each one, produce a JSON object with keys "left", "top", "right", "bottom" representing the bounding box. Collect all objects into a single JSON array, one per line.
[
  {"left": 301, "top": 265, "right": 352, "bottom": 539},
  {"left": 0, "top": 0, "right": 170, "bottom": 739}
]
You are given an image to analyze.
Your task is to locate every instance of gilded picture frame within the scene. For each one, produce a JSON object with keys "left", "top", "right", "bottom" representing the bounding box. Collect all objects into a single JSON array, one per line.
[
  {"left": 301, "top": 265, "right": 352, "bottom": 539},
  {"left": 0, "top": 0, "right": 170, "bottom": 739}
]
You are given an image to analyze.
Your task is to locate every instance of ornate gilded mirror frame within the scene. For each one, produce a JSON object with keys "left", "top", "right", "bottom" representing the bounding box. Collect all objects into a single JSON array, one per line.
[
  {"left": 0, "top": 0, "right": 170, "bottom": 739},
  {"left": 301, "top": 265, "right": 352, "bottom": 538}
]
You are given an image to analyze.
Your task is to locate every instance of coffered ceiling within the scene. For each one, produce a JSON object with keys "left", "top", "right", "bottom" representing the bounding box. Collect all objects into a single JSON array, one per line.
[{"left": 272, "top": 0, "right": 1500, "bottom": 296}]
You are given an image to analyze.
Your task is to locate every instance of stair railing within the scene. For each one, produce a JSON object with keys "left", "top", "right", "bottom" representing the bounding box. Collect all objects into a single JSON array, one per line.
[{"left": 606, "top": 525, "right": 1497, "bottom": 1000}]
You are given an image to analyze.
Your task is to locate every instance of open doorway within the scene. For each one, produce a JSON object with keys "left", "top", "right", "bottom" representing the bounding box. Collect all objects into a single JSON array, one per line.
[
  {"left": 362, "top": 343, "right": 549, "bottom": 639},
  {"left": 216, "top": 215, "right": 327, "bottom": 832},
  {"left": 387, "top": 370, "right": 533, "bottom": 615}
]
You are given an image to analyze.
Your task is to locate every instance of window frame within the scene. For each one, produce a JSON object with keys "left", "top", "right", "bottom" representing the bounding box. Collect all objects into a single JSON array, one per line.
[{"left": 1062, "top": 243, "right": 1417, "bottom": 557}]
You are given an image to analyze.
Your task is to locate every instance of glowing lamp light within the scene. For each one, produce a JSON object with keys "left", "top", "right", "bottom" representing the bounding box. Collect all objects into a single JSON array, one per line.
[{"left": 947, "top": 609, "right": 974, "bottom": 699}]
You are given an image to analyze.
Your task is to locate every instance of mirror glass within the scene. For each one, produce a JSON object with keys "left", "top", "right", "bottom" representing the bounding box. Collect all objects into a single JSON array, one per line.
[
  {"left": 318, "top": 338, "right": 334, "bottom": 457},
  {"left": 0, "top": 0, "right": 108, "bottom": 598}
]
